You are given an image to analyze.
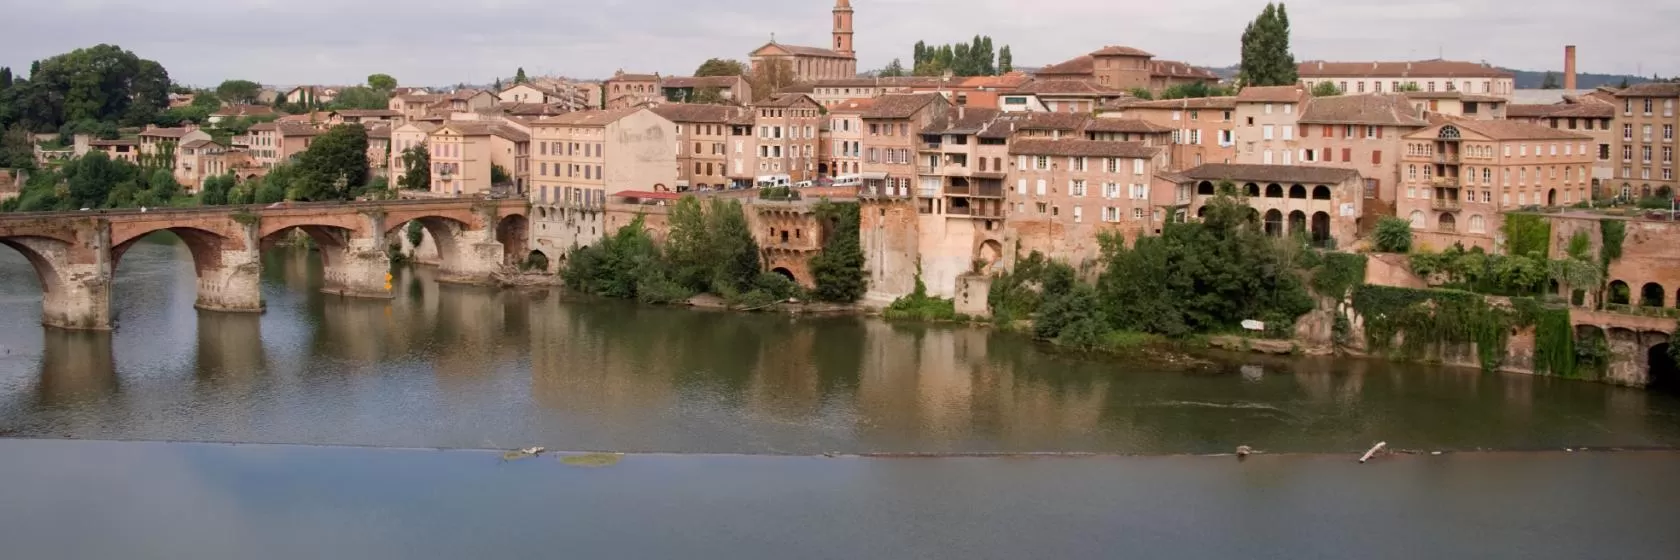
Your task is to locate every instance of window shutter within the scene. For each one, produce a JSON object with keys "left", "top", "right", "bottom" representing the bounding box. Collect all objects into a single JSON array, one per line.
[
  {"left": 1376, "top": 126, "right": 1384, "bottom": 139},
  {"left": 1372, "top": 150, "right": 1382, "bottom": 164},
  {"left": 1342, "top": 148, "right": 1352, "bottom": 162}
]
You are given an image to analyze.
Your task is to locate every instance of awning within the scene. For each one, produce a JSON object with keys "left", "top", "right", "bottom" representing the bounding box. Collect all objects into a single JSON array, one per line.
[
  {"left": 675, "top": 180, "right": 690, "bottom": 187},
  {"left": 861, "top": 171, "right": 889, "bottom": 180}
]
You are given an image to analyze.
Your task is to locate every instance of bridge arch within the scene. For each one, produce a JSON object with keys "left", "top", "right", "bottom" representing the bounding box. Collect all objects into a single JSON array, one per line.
[
  {"left": 384, "top": 215, "right": 473, "bottom": 270},
  {"left": 111, "top": 227, "right": 234, "bottom": 275},
  {"left": 1651, "top": 343, "right": 1680, "bottom": 392},
  {"left": 0, "top": 236, "right": 71, "bottom": 295},
  {"left": 496, "top": 214, "right": 530, "bottom": 267}
]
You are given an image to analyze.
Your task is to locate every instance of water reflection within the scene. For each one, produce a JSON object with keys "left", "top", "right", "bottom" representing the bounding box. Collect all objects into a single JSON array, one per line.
[
  {"left": 36, "top": 329, "right": 116, "bottom": 406},
  {"left": 0, "top": 239, "right": 1679, "bottom": 453}
]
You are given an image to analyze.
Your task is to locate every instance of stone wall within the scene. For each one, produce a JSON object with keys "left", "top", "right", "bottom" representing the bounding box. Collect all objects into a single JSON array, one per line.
[{"left": 860, "top": 198, "right": 921, "bottom": 306}]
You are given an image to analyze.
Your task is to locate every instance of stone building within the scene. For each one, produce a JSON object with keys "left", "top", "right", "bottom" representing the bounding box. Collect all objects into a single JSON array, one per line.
[
  {"left": 527, "top": 107, "right": 678, "bottom": 265},
  {"left": 827, "top": 97, "right": 874, "bottom": 178},
  {"left": 748, "top": 0, "right": 857, "bottom": 82},
  {"left": 1609, "top": 82, "right": 1679, "bottom": 199},
  {"left": 861, "top": 93, "right": 950, "bottom": 197},
  {"left": 1232, "top": 84, "right": 1310, "bottom": 166},
  {"left": 1006, "top": 138, "right": 1174, "bottom": 266},
  {"left": 1298, "top": 59, "right": 1516, "bottom": 98},
  {"left": 749, "top": 94, "right": 824, "bottom": 184},
  {"left": 649, "top": 103, "right": 747, "bottom": 192},
  {"left": 1099, "top": 96, "right": 1238, "bottom": 171},
  {"left": 603, "top": 71, "right": 663, "bottom": 110},
  {"left": 1179, "top": 163, "right": 1365, "bottom": 249},
  {"left": 1293, "top": 94, "right": 1430, "bottom": 222},
  {"left": 1397, "top": 119, "right": 1595, "bottom": 251},
  {"left": 1033, "top": 45, "right": 1220, "bottom": 95},
  {"left": 1506, "top": 94, "right": 1616, "bottom": 192}
]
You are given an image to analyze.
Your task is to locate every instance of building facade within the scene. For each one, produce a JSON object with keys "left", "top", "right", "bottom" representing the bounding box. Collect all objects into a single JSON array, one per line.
[
  {"left": 751, "top": 94, "right": 825, "bottom": 183},
  {"left": 1398, "top": 120, "right": 1595, "bottom": 251},
  {"left": 747, "top": 0, "right": 858, "bottom": 82},
  {"left": 1610, "top": 83, "right": 1680, "bottom": 199},
  {"left": 649, "top": 103, "right": 746, "bottom": 191},
  {"left": 1298, "top": 60, "right": 1516, "bottom": 98}
]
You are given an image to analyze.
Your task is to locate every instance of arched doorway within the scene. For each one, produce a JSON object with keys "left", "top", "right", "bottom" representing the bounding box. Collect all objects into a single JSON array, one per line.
[
  {"left": 1640, "top": 282, "right": 1666, "bottom": 307},
  {"left": 523, "top": 250, "right": 550, "bottom": 272},
  {"left": 1547, "top": 188, "right": 1557, "bottom": 206},
  {"left": 1608, "top": 280, "right": 1630, "bottom": 305},
  {"left": 1647, "top": 343, "right": 1680, "bottom": 392},
  {"left": 1311, "top": 185, "right": 1331, "bottom": 200},
  {"left": 1288, "top": 210, "right": 1307, "bottom": 236},
  {"left": 496, "top": 214, "right": 530, "bottom": 267},
  {"left": 1196, "top": 181, "right": 1215, "bottom": 195},
  {"left": 772, "top": 267, "right": 796, "bottom": 282},
  {"left": 1196, "top": 205, "right": 1207, "bottom": 218},
  {"left": 1310, "top": 211, "right": 1331, "bottom": 245},
  {"left": 1263, "top": 209, "right": 1283, "bottom": 237},
  {"left": 1437, "top": 212, "right": 1457, "bottom": 233},
  {"left": 1245, "top": 183, "right": 1260, "bottom": 197}
]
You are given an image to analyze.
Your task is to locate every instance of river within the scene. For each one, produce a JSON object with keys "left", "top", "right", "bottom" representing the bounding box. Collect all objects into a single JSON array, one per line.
[{"left": 1, "top": 235, "right": 1678, "bottom": 558}]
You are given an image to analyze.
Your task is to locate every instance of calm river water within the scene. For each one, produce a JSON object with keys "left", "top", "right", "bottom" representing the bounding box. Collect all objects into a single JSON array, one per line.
[{"left": 2, "top": 235, "right": 1679, "bottom": 558}]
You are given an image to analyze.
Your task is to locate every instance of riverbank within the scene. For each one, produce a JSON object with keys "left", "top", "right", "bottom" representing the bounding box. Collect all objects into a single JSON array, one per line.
[{"left": 3, "top": 438, "right": 1677, "bottom": 560}]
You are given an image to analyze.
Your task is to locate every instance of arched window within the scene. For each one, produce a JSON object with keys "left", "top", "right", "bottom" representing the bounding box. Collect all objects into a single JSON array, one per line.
[
  {"left": 1468, "top": 214, "right": 1485, "bottom": 233},
  {"left": 1438, "top": 126, "right": 1461, "bottom": 139},
  {"left": 1408, "top": 164, "right": 1417, "bottom": 180},
  {"left": 1409, "top": 210, "right": 1425, "bottom": 229},
  {"left": 1265, "top": 184, "right": 1283, "bottom": 198},
  {"left": 1289, "top": 185, "right": 1306, "bottom": 199},
  {"left": 1438, "top": 212, "right": 1457, "bottom": 232},
  {"left": 1311, "top": 186, "right": 1332, "bottom": 200}
]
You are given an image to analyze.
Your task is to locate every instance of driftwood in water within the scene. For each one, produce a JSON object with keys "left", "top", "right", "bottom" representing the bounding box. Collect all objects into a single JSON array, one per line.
[{"left": 1359, "top": 441, "right": 1387, "bottom": 463}]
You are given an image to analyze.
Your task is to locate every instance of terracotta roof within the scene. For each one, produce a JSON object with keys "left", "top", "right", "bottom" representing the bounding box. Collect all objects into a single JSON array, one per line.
[
  {"left": 397, "top": 93, "right": 443, "bottom": 103},
  {"left": 490, "top": 126, "right": 528, "bottom": 143},
  {"left": 608, "top": 72, "right": 660, "bottom": 82},
  {"left": 533, "top": 107, "right": 643, "bottom": 126},
  {"left": 1298, "top": 60, "right": 1513, "bottom": 79},
  {"left": 332, "top": 109, "right": 400, "bottom": 117},
  {"left": 211, "top": 104, "right": 275, "bottom": 117},
  {"left": 179, "top": 139, "right": 218, "bottom": 149},
  {"left": 754, "top": 41, "right": 850, "bottom": 58},
  {"left": 434, "top": 122, "right": 497, "bottom": 136},
  {"left": 1008, "top": 79, "right": 1126, "bottom": 96},
  {"left": 860, "top": 93, "right": 942, "bottom": 119},
  {"left": 1298, "top": 94, "right": 1427, "bottom": 126},
  {"left": 276, "top": 122, "right": 323, "bottom": 136},
  {"left": 140, "top": 127, "right": 192, "bottom": 138},
  {"left": 827, "top": 97, "right": 877, "bottom": 114},
  {"left": 1154, "top": 171, "right": 1190, "bottom": 184},
  {"left": 958, "top": 73, "right": 1033, "bottom": 89},
  {"left": 1008, "top": 139, "right": 1160, "bottom": 158},
  {"left": 1035, "top": 55, "right": 1094, "bottom": 77},
  {"left": 809, "top": 77, "right": 950, "bottom": 88},
  {"left": 1107, "top": 96, "right": 1238, "bottom": 111},
  {"left": 659, "top": 76, "right": 743, "bottom": 89},
  {"left": 1183, "top": 163, "right": 1361, "bottom": 185},
  {"left": 1614, "top": 82, "right": 1680, "bottom": 97},
  {"left": 492, "top": 102, "right": 570, "bottom": 117},
  {"left": 650, "top": 103, "right": 744, "bottom": 124},
  {"left": 1008, "top": 112, "right": 1092, "bottom": 132},
  {"left": 926, "top": 107, "right": 1004, "bottom": 135},
  {"left": 1433, "top": 119, "right": 1593, "bottom": 141},
  {"left": 1150, "top": 59, "right": 1220, "bottom": 80},
  {"left": 1090, "top": 45, "right": 1154, "bottom": 58},
  {"left": 1236, "top": 85, "right": 1307, "bottom": 103},
  {"left": 88, "top": 138, "right": 138, "bottom": 146},
  {"left": 1084, "top": 117, "right": 1172, "bottom": 133},
  {"left": 1548, "top": 101, "right": 1614, "bottom": 118},
  {"left": 757, "top": 93, "right": 818, "bottom": 108},
  {"left": 364, "top": 126, "right": 391, "bottom": 140},
  {"left": 247, "top": 122, "right": 277, "bottom": 132},
  {"left": 1402, "top": 91, "right": 1506, "bottom": 103}
]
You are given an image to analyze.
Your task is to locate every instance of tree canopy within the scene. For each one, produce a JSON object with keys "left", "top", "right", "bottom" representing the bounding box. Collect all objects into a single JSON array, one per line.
[
  {"left": 514, "top": 68, "right": 529, "bottom": 84},
  {"left": 1, "top": 150, "right": 190, "bottom": 212},
  {"left": 1540, "top": 71, "right": 1561, "bottom": 90},
  {"left": 329, "top": 86, "right": 390, "bottom": 110},
  {"left": 215, "top": 80, "right": 262, "bottom": 104},
  {"left": 876, "top": 59, "right": 908, "bottom": 78},
  {"left": 0, "top": 44, "right": 171, "bottom": 133},
  {"left": 1310, "top": 81, "right": 1342, "bottom": 96},
  {"left": 366, "top": 73, "right": 398, "bottom": 91},
  {"left": 694, "top": 58, "right": 748, "bottom": 77},
  {"left": 1238, "top": 3, "right": 1298, "bottom": 87},
  {"left": 910, "top": 36, "right": 1009, "bottom": 77},
  {"left": 289, "top": 124, "right": 370, "bottom": 201},
  {"left": 398, "top": 145, "right": 430, "bottom": 190},
  {"left": 749, "top": 59, "right": 798, "bottom": 101}
]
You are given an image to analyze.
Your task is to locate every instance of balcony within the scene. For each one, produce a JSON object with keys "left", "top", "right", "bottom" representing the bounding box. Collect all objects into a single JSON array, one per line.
[
  {"left": 945, "top": 183, "right": 969, "bottom": 195},
  {"left": 917, "top": 186, "right": 939, "bottom": 198},
  {"left": 917, "top": 165, "right": 936, "bottom": 175},
  {"left": 921, "top": 141, "right": 942, "bottom": 151},
  {"left": 941, "top": 163, "right": 971, "bottom": 176},
  {"left": 1434, "top": 153, "right": 1459, "bottom": 164},
  {"left": 1431, "top": 177, "right": 1459, "bottom": 188},
  {"left": 974, "top": 182, "right": 1005, "bottom": 198},
  {"left": 1431, "top": 197, "right": 1461, "bottom": 210}
]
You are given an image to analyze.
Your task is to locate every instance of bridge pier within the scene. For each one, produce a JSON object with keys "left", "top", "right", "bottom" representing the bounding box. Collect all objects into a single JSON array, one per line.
[
  {"left": 432, "top": 219, "right": 504, "bottom": 286},
  {"left": 42, "top": 262, "right": 113, "bottom": 331},
  {"left": 193, "top": 223, "right": 264, "bottom": 313},
  {"left": 320, "top": 231, "right": 394, "bottom": 299}
]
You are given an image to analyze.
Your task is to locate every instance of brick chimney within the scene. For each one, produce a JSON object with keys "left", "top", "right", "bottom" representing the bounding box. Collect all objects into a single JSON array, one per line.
[{"left": 1564, "top": 45, "right": 1577, "bottom": 90}]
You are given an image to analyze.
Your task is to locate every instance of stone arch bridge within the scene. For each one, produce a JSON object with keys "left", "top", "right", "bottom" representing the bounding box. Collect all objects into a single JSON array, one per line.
[
  {"left": 1570, "top": 309, "right": 1678, "bottom": 388},
  {"left": 0, "top": 198, "right": 528, "bottom": 330}
]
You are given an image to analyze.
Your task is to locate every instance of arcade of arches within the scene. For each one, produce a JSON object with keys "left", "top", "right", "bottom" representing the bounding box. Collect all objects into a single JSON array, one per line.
[{"left": 0, "top": 199, "right": 528, "bottom": 330}]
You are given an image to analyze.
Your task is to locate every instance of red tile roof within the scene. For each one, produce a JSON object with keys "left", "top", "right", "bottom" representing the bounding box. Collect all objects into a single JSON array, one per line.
[
  {"left": 1090, "top": 45, "right": 1154, "bottom": 58},
  {"left": 1298, "top": 59, "right": 1512, "bottom": 79},
  {"left": 1008, "top": 138, "right": 1160, "bottom": 158},
  {"left": 1183, "top": 163, "right": 1361, "bottom": 185},
  {"left": 1084, "top": 118, "right": 1172, "bottom": 133},
  {"left": 1614, "top": 82, "right": 1680, "bottom": 98},
  {"left": 860, "top": 93, "right": 942, "bottom": 119},
  {"left": 1430, "top": 119, "right": 1593, "bottom": 141},
  {"left": 1236, "top": 85, "right": 1307, "bottom": 103},
  {"left": 1008, "top": 79, "right": 1127, "bottom": 96},
  {"left": 1298, "top": 94, "right": 1427, "bottom": 126},
  {"left": 1035, "top": 55, "right": 1095, "bottom": 77},
  {"left": 650, "top": 103, "right": 746, "bottom": 124},
  {"left": 1106, "top": 96, "right": 1238, "bottom": 111}
]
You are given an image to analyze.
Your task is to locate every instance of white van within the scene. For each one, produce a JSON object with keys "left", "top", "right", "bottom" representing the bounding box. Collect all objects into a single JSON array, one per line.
[
  {"left": 830, "top": 174, "right": 862, "bottom": 187},
  {"left": 755, "top": 174, "right": 791, "bottom": 188}
]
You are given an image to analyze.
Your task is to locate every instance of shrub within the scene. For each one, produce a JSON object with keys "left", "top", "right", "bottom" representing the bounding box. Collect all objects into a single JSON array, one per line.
[{"left": 1374, "top": 216, "right": 1412, "bottom": 253}]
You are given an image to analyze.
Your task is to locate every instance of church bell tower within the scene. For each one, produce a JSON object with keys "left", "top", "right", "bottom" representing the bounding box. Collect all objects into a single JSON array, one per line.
[{"left": 833, "top": 0, "right": 854, "bottom": 55}]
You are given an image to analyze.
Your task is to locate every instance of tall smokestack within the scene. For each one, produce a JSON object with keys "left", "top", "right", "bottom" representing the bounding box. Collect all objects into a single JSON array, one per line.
[{"left": 1564, "top": 45, "right": 1578, "bottom": 91}]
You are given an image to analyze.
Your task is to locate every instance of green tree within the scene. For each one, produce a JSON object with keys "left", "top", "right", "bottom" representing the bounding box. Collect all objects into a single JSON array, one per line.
[
  {"left": 1540, "top": 71, "right": 1561, "bottom": 90},
  {"left": 366, "top": 73, "right": 398, "bottom": 91},
  {"left": 1396, "top": 82, "right": 1421, "bottom": 92},
  {"left": 705, "top": 198, "right": 761, "bottom": 294},
  {"left": 290, "top": 124, "right": 369, "bottom": 200},
  {"left": 216, "top": 80, "right": 261, "bottom": 104},
  {"left": 998, "top": 45, "right": 1013, "bottom": 73},
  {"left": 147, "top": 168, "right": 181, "bottom": 201},
  {"left": 1238, "top": 2, "right": 1298, "bottom": 86},
  {"left": 663, "top": 196, "right": 714, "bottom": 291},
  {"left": 490, "top": 163, "right": 511, "bottom": 185},
  {"left": 693, "top": 58, "right": 748, "bottom": 77},
  {"left": 398, "top": 145, "right": 430, "bottom": 190},
  {"left": 1127, "top": 88, "right": 1154, "bottom": 100},
  {"left": 2, "top": 44, "right": 172, "bottom": 132},
  {"left": 913, "top": 41, "right": 928, "bottom": 67},
  {"left": 200, "top": 173, "right": 235, "bottom": 205},
  {"left": 329, "top": 86, "right": 388, "bottom": 110},
  {"left": 877, "top": 59, "right": 908, "bottom": 78},
  {"left": 514, "top": 68, "right": 529, "bottom": 84},
  {"left": 1310, "top": 81, "right": 1343, "bottom": 96},
  {"left": 1161, "top": 82, "right": 1233, "bottom": 99},
  {"left": 0, "top": 124, "right": 33, "bottom": 169},
  {"left": 1374, "top": 216, "right": 1413, "bottom": 253},
  {"left": 0, "top": 67, "right": 12, "bottom": 90},
  {"left": 749, "top": 59, "right": 798, "bottom": 101},
  {"left": 809, "top": 201, "right": 866, "bottom": 302},
  {"left": 691, "top": 87, "right": 727, "bottom": 104}
]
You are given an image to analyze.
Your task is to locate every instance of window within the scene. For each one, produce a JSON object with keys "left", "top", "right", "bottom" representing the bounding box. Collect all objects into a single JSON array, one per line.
[
  {"left": 1104, "top": 182, "right": 1120, "bottom": 199},
  {"left": 1644, "top": 146, "right": 1653, "bottom": 163},
  {"left": 1103, "top": 207, "right": 1119, "bottom": 222},
  {"left": 1283, "top": 126, "right": 1293, "bottom": 140},
  {"left": 1342, "top": 148, "right": 1352, "bottom": 162},
  {"left": 1071, "top": 206, "right": 1083, "bottom": 223},
  {"left": 1130, "top": 184, "right": 1149, "bottom": 199},
  {"left": 1265, "top": 103, "right": 1274, "bottom": 114},
  {"left": 1070, "top": 180, "right": 1087, "bottom": 197},
  {"left": 1626, "top": 146, "right": 1635, "bottom": 161},
  {"left": 1624, "top": 124, "right": 1634, "bottom": 140},
  {"left": 1469, "top": 215, "right": 1486, "bottom": 233},
  {"left": 1133, "top": 158, "right": 1145, "bottom": 175},
  {"left": 1263, "top": 125, "right": 1275, "bottom": 140},
  {"left": 1035, "top": 179, "right": 1046, "bottom": 195},
  {"left": 1105, "top": 158, "right": 1119, "bottom": 173},
  {"left": 1366, "top": 126, "right": 1378, "bottom": 139},
  {"left": 1172, "top": 111, "right": 1181, "bottom": 121},
  {"left": 1017, "top": 178, "right": 1027, "bottom": 194},
  {"left": 1072, "top": 157, "right": 1088, "bottom": 171},
  {"left": 1372, "top": 150, "right": 1382, "bottom": 165},
  {"left": 1033, "top": 156, "right": 1049, "bottom": 170},
  {"left": 1133, "top": 208, "right": 1145, "bottom": 219}
]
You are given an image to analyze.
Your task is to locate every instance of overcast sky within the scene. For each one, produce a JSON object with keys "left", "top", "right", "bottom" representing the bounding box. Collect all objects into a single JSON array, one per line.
[{"left": 2, "top": 0, "right": 1675, "bottom": 87}]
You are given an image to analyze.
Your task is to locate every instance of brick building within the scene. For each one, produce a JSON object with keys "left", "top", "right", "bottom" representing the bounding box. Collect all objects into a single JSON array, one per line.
[
  {"left": 1179, "top": 163, "right": 1366, "bottom": 248},
  {"left": 1298, "top": 59, "right": 1516, "bottom": 98},
  {"left": 1398, "top": 119, "right": 1594, "bottom": 251},
  {"left": 749, "top": 93, "right": 824, "bottom": 184},
  {"left": 1100, "top": 96, "right": 1238, "bottom": 171},
  {"left": 861, "top": 93, "right": 950, "bottom": 197},
  {"left": 1033, "top": 46, "right": 1220, "bottom": 95},
  {"left": 1006, "top": 138, "right": 1173, "bottom": 265},
  {"left": 747, "top": 0, "right": 858, "bottom": 82},
  {"left": 1610, "top": 83, "right": 1679, "bottom": 199},
  {"left": 649, "top": 103, "right": 747, "bottom": 192}
]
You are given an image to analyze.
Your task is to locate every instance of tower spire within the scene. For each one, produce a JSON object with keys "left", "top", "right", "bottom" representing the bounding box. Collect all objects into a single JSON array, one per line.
[{"left": 832, "top": 0, "right": 854, "bottom": 56}]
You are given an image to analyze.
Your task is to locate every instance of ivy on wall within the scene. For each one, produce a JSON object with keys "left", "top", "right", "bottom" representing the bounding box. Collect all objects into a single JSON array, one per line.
[
  {"left": 1502, "top": 214, "right": 1552, "bottom": 258},
  {"left": 1311, "top": 252, "right": 1368, "bottom": 300},
  {"left": 1532, "top": 308, "right": 1577, "bottom": 378},
  {"left": 1350, "top": 285, "right": 1543, "bottom": 372},
  {"left": 1599, "top": 219, "right": 1625, "bottom": 269}
]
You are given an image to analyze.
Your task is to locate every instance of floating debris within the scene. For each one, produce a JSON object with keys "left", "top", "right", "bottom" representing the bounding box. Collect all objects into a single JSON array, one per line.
[
  {"left": 1359, "top": 441, "right": 1387, "bottom": 464},
  {"left": 560, "top": 453, "right": 623, "bottom": 468},
  {"left": 1236, "top": 445, "right": 1253, "bottom": 461},
  {"left": 501, "top": 446, "right": 545, "bottom": 461}
]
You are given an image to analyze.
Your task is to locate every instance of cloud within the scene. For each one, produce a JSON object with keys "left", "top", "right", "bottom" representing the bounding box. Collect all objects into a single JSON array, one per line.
[{"left": 1, "top": 0, "right": 1674, "bottom": 86}]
